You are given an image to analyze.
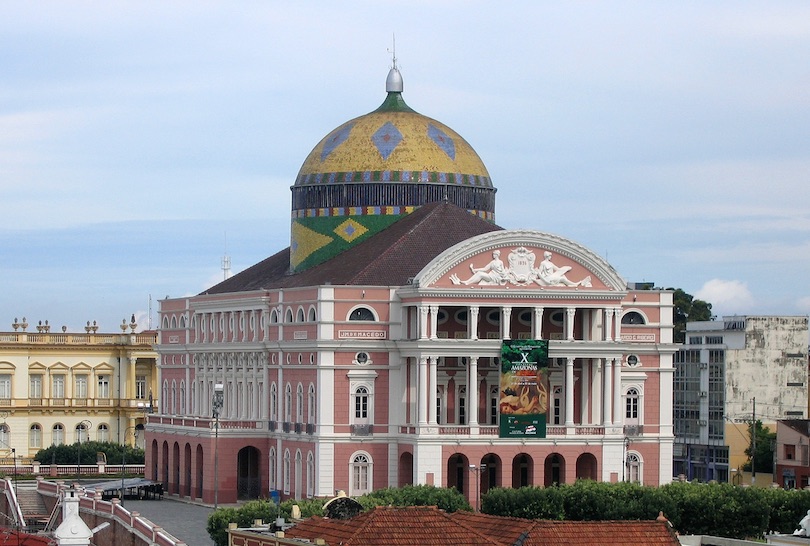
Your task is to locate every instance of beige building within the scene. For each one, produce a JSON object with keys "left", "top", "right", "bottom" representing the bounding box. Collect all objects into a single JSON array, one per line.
[
  {"left": 674, "top": 315, "right": 809, "bottom": 482},
  {"left": 0, "top": 317, "right": 159, "bottom": 458}
]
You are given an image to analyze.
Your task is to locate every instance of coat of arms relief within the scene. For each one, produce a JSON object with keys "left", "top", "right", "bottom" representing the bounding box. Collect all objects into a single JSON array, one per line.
[{"left": 449, "top": 247, "right": 592, "bottom": 288}]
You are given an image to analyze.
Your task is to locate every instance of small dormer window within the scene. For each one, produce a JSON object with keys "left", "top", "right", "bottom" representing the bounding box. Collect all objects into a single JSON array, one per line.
[
  {"left": 621, "top": 311, "right": 646, "bottom": 325},
  {"left": 349, "top": 307, "right": 375, "bottom": 321}
]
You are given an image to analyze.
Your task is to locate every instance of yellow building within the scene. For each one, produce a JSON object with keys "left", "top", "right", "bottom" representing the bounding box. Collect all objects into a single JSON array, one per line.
[{"left": 0, "top": 317, "right": 159, "bottom": 459}]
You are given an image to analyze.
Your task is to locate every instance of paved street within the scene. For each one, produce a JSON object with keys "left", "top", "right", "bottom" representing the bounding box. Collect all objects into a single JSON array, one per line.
[{"left": 122, "top": 498, "right": 217, "bottom": 546}]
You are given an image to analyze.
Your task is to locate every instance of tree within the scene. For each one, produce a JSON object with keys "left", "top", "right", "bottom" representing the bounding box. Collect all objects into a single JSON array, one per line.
[
  {"left": 669, "top": 288, "right": 713, "bottom": 343},
  {"left": 743, "top": 420, "right": 776, "bottom": 474}
]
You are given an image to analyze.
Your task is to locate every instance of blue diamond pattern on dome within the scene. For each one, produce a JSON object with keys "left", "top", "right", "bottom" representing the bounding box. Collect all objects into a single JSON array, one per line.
[
  {"left": 320, "top": 123, "right": 354, "bottom": 161},
  {"left": 428, "top": 123, "right": 455, "bottom": 160},
  {"left": 372, "top": 121, "right": 403, "bottom": 160}
]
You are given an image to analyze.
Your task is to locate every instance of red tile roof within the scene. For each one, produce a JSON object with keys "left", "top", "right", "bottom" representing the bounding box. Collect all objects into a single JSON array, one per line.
[
  {"left": 204, "top": 202, "right": 502, "bottom": 294},
  {"left": 281, "top": 506, "right": 679, "bottom": 546}
]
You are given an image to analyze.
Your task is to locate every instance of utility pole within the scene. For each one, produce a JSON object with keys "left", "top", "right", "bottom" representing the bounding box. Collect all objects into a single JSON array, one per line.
[{"left": 751, "top": 397, "right": 756, "bottom": 486}]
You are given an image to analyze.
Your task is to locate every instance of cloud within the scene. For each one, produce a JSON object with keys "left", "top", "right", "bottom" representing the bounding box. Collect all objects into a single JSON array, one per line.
[{"left": 695, "top": 279, "right": 755, "bottom": 315}]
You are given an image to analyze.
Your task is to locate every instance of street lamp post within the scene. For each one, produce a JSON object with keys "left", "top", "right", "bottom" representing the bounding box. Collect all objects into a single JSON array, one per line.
[
  {"left": 76, "top": 420, "right": 92, "bottom": 479},
  {"left": 212, "top": 383, "right": 224, "bottom": 510},
  {"left": 469, "top": 463, "right": 486, "bottom": 512},
  {"left": 121, "top": 427, "right": 139, "bottom": 505}
]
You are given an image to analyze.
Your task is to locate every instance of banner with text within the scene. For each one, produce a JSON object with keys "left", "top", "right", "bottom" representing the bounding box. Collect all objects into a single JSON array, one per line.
[{"left": 499, "top": 339, "right": 549, "bottom": 438}]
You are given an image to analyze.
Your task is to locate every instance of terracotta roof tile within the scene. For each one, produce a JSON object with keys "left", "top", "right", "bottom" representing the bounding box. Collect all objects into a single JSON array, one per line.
[{"left": 283, "top": 506, "right": 680, "bottom": 546}]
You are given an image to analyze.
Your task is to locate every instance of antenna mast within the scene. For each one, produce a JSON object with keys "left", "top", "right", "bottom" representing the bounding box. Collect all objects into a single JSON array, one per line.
[{"left": 221, "top": 232, "right": 231, "bottom": 280}]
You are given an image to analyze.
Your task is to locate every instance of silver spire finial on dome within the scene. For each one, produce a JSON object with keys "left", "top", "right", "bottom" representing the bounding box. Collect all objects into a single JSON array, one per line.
[{"left": 386, "top": 35, "right": 403, "bottom": 93}]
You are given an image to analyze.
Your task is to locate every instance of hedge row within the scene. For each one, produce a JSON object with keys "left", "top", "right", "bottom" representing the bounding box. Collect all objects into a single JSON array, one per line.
[{"left": 482, "top": 481, "right": 810, "bottom": 539}]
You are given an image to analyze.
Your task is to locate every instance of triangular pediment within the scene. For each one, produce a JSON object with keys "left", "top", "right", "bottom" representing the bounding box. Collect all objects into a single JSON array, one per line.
[{"left": 414, "top": 230, "right": 627, "bottom": 292}]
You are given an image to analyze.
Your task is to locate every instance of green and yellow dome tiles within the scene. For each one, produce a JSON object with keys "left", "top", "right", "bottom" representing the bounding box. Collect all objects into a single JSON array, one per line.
[{"left": 289, "top": 66, "right": 496, "bottom": 272}]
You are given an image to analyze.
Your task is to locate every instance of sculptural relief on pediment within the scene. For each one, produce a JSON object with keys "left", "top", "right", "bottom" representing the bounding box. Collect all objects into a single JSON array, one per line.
[{"left": 449, "top": 246, "right": 592, "bottom": 288}]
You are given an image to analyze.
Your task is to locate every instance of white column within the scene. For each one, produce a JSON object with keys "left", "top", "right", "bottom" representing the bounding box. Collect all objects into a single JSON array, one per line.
[
  {"left": 418, "top": 357, "right": 428, "bottom": 425},
  {"left": 428, "top": 356, "right": 438, "bottom": 425},
  {"left": 602, "top": 358, "right": 612, "bottom": 426},
  {"left": 591, "top": 359, "right": 602, "bottom": 426},
  {"left": 419, "top": 306, "right": 429, "bottom": 340},
  {"left": 604, "top": 308, "right": 614, "bottom": 342},
  {"left": 469, "top": 306, "right": 480, "bottom": 340},
  {"left": 566, "top": 307, "right": 576, "bottom": 341},
  {"left": 429, "top": 305, "right": 439, "bottom": 340},
  {"left": 613, "top": 358, "right": 623, "bottom": 426},
  {"left": 565, "top": 357, "right": 575, "bottom": 427},
  {"left": 614, "top": 307, "right": 623, "bottom": 342},
  {"left": 581, "top": 359, "right": 590, "bottom": 425},
  {"left": 501, "top": 306, "right": 513, "bottom": 340},
  {"left": 469, "top": 357, "right": 479, "bottom": 426},
  {"left": 533, "top": 306, "right": 544, "bottom": 339}
]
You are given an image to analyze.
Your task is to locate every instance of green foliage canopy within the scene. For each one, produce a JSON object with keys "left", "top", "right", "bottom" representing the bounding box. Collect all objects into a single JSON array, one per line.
[
  {"left": 669, "top": 288, "right": 713, "bottom": 343},
  {"left": 33, "top": 441, "right": 145, "bottom": 466}
]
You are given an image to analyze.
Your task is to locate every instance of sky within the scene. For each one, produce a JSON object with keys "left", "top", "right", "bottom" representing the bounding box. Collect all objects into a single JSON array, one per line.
[{"left": 2, "top": 2, "right": 810, "bottom": 333}]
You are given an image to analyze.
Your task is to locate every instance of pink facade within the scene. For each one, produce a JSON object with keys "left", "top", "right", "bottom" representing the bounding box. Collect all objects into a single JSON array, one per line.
[{"left": 147, "top": 231, "right": 676, "bottom": 505}]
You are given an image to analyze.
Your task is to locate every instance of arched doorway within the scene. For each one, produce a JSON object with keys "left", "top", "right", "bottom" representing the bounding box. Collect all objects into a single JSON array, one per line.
[
  {"left": 237, "top": 446, "right": 262, "bottom": 499},
  {"left": 480, "top": 454, "right": 501, "bottom": 494},
  {"left": 447, "top": 454, "right": 468, "bottom": 493},
  {"left": 576, "top": 453, "right": 597, "bottom": 480},
  {"left": 161, "top": 441, "right": 169, "bottom": 488},
  {"left": 184, "top": 443, "right": 192, "bottom": 497},
  {"left": 399, "top": 452, "right": 414, "bottom": 487},
  {"left": 512, "top": 453, "right": 533, "bottom": 488},
  {"left": 196, "top": 444, "right": 204, "bottom": 499},
  {"left": 544, "top": 453, "right": 565, "bottom": 486}
]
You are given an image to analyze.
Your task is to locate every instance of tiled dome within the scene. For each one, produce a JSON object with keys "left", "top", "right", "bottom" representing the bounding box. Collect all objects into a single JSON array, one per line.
[{"left": 289, "top": 67, "right": 497, "bottom": 273}]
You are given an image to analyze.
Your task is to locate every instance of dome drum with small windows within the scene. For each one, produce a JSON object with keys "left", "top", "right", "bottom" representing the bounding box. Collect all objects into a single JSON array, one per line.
[{"left": 290, "top": 67, "right": 496, "bottom": 273}]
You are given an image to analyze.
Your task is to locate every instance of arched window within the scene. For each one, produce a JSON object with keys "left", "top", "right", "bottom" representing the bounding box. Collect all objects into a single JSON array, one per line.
[
  {"left": 296, "top": 384, "right": 304, "bottom": 423},
  {"left": 284, "top": 384, "right": 292, "bottom": 422},
  {"left": 306, "top": 452, "right": 315, "bottom": 498},
  {"left": 29, "top": 424, "right": 42, "bottom": 449},
  {"left": 621, "top": 311, "right": 646, "bottom": 325},
  {"left": 350, "top": 453, "right": 372, "bottom": 495},
  {"left": 296, "top": 308, "right": 305, "bottom": 323},
  {"left": 75, "top": 422, "right": 89, "bottom": 443},
  {"left": 307, "top": 384, "right": 316, "bottom": 425},
  {"left": 626, "top": 452, "right": 642, "bottom": 483},
  {"left": 285, "top": 309, "right": 294, "bottom": 323},
  {"left": 354, "top": 386, "right": 369, "bottom": 421},
  {"left": 308, "top": 307, "right": 317, "bottom": 322},
  {"left": 283, "top": 450, "right": 291, "bottom": 494},
  {"left": 349, "top": 307, "right": 375, "bottom": 321},
  {"left": 269, "top": 448, "right": 277, "bottom": 491},
  {"left": 52, "top": 424, "right": 64, "bottom": 446},
  {"left": 270, "top": 383, "right": 278, "bottom": 421},
  {"left": 97, "top": 423, "right": 109, "bottom": 442},
  {"left": 270, "top": 310, "right": 279, "bottom": 324},
  {"left": 171, "top": 380, "right": 177, "bottom": 415},
  {"left": 626, "top": 388, "right": 639, "bottom": 420},
  {"left": 0, "top": 424, "right": 9, "bottom": 448},
  {"left": 295, "top": 450, "right": 303, "bottom": 499}
]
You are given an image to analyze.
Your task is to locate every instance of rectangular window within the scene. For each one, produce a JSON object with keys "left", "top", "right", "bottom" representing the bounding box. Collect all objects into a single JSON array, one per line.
[
  {"left": 0, "top": 375, "right": 10, "bottom": 399},
  {"left": 97, "top": 376, "right": 110, "bottom": 398},
  {"left": 52, "top": 375, "right": 65, "bottom": 399},
  {"left": 786, "top": 444, "right": 796, "bottom": 460},
  {"left": 458, "top": 396, "right": 466, "bottom": 425},
  {"left": 29, "top": 375, "right": 42, "bottom": 398},
  {"left": 136, "top": 375, "right": 147, "bottom": 399},
  {"left": 74, "top": 375, "right": 88, "bottom": 399}
]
